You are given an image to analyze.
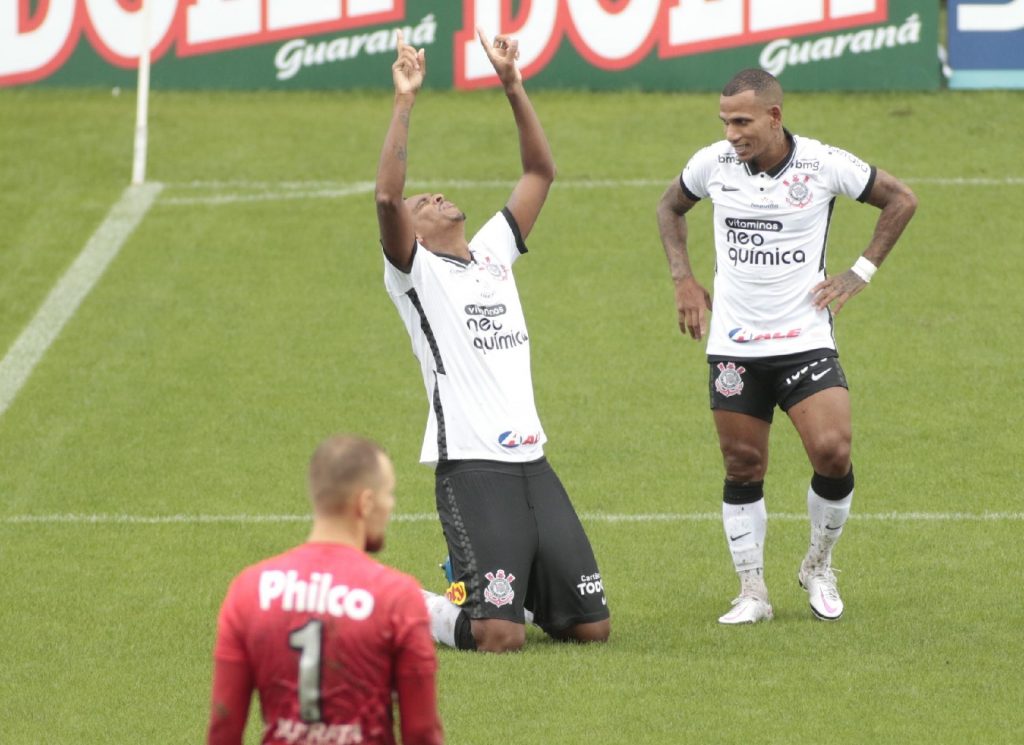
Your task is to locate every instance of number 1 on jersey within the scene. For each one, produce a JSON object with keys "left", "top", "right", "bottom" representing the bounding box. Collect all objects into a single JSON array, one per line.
[{"left": 289, "top": 620, "right": 323, "bottom": 723}]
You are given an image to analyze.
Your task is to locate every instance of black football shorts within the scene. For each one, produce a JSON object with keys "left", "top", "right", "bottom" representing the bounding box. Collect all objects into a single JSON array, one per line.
[
  {"left": 434, "top": 457, "right": 609, "bottom": 634},
  {"left": 709, "top": 350, "right": 848, "bottom": 423}
]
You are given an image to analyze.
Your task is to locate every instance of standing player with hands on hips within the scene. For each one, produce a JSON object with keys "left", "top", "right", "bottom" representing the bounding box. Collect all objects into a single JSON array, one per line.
[
  {"left": 207, "top": 435, "right": 443, "bottom": 745},
  {"left": 376, "top": 30, "right": 610, "bottom": 652},
  {"left": 656, "top": 69, "right": 917, "bottom": 624}
]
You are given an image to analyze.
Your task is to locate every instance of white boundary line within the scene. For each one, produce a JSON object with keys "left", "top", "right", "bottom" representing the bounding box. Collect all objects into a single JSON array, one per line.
[
  {"left": 3, "top": 511, "right": 1022, "bottom": 526},
  {"left": 160, "top": 182, "right": 376, "bottom": 206},
  {"left": 0, "top": 183, "right": 164, "bottom": 418},
  {"left": 167, "top": 177, "right": 1024, "bottom": 189},
  {"left": 159, "top": 176, "right": 1024, "bottom": 207},
  {"left": 3, "top": 174, "right": 1017, "bottom": 513}
]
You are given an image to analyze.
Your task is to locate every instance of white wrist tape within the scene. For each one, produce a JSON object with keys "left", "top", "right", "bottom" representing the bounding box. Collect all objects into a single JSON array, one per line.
[{"left": 850, "top": 256, "right": 877, "bottom": 283}]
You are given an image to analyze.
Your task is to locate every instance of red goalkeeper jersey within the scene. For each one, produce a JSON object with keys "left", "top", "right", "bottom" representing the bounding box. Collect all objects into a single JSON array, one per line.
[{"left": 209, "top": 542, "right": 442, "bottom": 745}]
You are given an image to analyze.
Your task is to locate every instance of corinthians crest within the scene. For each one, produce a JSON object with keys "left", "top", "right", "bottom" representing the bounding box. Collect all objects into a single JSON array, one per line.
[
  {"left": 484, "top": 569, "right": 516, "bottom": 607},
  {"left": 784, "top": 174, "right": 813, "bottom": 208},
  {"left": 715, "top": 362, "right": 746, "bottom": 397}
]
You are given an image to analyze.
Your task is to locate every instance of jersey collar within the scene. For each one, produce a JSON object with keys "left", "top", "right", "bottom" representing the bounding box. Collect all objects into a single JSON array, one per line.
[{"left": 743, "top": 129, "right": 796, "bottom": 179}]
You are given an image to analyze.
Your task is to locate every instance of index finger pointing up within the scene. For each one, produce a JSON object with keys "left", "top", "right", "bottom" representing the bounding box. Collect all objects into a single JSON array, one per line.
[{"left": 476, "top": 26, "right": 494, "bottom": 52}]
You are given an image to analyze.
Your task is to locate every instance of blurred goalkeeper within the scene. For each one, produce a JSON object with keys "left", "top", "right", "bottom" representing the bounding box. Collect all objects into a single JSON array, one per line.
[
  {"left": 657, "top": 68, "right": 917, "bottom": 625},
  {"left": 375, "top": 30, "right": 610, "bottom": 653},
  {"left": 207, "top": 435, "right": 442, "bottom": 745}
]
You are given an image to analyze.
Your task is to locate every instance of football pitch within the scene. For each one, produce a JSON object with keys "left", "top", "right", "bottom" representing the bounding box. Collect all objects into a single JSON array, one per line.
[{"left": 1, "top": 84, "right": 1022, "bottom": 744}]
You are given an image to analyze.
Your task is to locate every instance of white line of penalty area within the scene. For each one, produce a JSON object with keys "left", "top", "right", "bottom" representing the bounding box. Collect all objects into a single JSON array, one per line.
[
  {"left": 158, "top": 176, "right": 1024, "bottom": 206},
  {"left": 3, "top": 511, "right": 1022, "bottom": 526},
  {"left": 0, "top": 183, "right": 164, "bottom": 419}
]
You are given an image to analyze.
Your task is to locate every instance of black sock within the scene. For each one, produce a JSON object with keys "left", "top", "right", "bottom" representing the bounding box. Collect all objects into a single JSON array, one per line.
[{"left": 454, "top": 611, "right": 477, "bottom": 651}]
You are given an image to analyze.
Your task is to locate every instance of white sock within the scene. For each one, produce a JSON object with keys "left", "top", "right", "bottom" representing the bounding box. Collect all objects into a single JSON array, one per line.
[
  {"left": 421, "top": 590, "right": 462, "bottom": 648},
  {"left": 723, "top": 499, "right": 768, "bottom": 597},
  {"left": 422, "top": 589, "right": 536, "bottom": 650},
  {"left": 739, "top": 567, "right": 767, "bottom": 600},
  {"left": 806, "top": 488, "right": 853, "bottom": 568}
]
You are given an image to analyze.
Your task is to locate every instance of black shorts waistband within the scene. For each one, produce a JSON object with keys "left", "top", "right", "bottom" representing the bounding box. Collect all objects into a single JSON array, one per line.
[
  {"left": 435, "top": 457, "right": 550, "bottom": 478},
  {"left": 708, "top": 347, "right": 837, "bottom": 366}
]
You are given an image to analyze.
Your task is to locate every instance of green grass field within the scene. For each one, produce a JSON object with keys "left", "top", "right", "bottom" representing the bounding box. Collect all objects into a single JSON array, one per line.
[{"left": 2, "top": 82, "right": 1023, "bottom": 744}]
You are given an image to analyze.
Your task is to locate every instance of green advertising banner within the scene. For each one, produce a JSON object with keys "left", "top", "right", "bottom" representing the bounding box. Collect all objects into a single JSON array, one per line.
[{"left": 2, "top": 1, "right": 939, "bottom": 91}]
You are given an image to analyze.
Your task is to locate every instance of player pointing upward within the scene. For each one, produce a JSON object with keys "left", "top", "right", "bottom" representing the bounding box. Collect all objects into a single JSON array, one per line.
[
  {"left": 375, "top": 30, "right": 610, "bottom": 652},
  {"left": 657, "top": 68, "right": 917, "bottom": 624}
]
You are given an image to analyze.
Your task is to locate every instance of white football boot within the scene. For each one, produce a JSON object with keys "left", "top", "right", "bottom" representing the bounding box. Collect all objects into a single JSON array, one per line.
[
  {"left": 718, "top": 594, "right": 774, "bottom": 624},
  {"left": 719, "top": 567, "right": 773, "bottom": 624},
  {"left": 798, "top": 562, "right": 843, "bottom": 621}
]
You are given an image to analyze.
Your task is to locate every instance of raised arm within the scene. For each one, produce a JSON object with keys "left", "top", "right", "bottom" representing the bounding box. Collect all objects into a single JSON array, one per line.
[
  {"left": 375, "top": 32, "right": 426, "bottom": 272},
  {"left": 477, "top": 28, "right": 555, "bottom": 239},
  {"left": 657, "top": 178, "right": 712, "bottom": 340},
  {"left": 812, "top": 168, "right": 918, "bottom": 314}
]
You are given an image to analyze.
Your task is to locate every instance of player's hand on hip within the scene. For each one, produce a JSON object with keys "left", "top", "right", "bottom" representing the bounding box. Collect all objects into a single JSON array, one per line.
[
  {"left": 811, "top": 269, "right": 865, "bottom": 315},
  {"left": 676, "top": 276, "right": 712, "bottom": 341},
  {"left": 392, "top": 30, "right": 426, "bottom": 95},
  {"left": 477, "top": 27, "right": 523, "bottom": 88}
]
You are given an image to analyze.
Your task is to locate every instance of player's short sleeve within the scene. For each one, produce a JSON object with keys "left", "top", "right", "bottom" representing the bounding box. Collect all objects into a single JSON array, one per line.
[
  {"left": 382, "top": 241, "right": 422, "bottom": 297},
  {"left": 213, "top": 571, "right": 251, "bottom": 665},
  {"left": 470, "top": 209, "right": 527, "bottom": 266},
  {"left": 679, "top": 144, "right": 717, "bottom": 201},
  {"left": 822, "top": 144, "right": 876, "bottom": 203}
]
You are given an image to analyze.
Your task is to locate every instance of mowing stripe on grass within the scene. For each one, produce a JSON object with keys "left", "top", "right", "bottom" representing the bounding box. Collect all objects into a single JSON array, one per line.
[
  {"left": 3, "top": 511, "right": 1022, "bottom": 526},
  {"left": 159, "top": 175, "right": 1024, "bottom": 207},
  {"left": 0, "top": 183, "right": 164, "bottom": 418}
]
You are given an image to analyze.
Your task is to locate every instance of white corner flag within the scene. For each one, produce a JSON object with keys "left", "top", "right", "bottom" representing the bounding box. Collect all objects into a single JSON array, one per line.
[{"left": 131, "top": 0, "right": 152, "bottom": 185}]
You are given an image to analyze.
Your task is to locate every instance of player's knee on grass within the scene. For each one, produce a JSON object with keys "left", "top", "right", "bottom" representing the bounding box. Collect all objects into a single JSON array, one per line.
[
  {"left": 549, "top": 618, "right": 611, "bottom": 644},
  {"left": 471, "top": 618, "right": 526, "bottom": 653}
]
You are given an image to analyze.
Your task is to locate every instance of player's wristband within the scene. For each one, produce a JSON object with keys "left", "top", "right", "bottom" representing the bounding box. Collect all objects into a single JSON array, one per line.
[{"left": 850, "top": 256, "right": 877, "bottom": 284}]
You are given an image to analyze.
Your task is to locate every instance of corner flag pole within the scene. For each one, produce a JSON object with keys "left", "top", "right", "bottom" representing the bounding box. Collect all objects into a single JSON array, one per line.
[{"left": 131, "top": 0, "right": 152, "bottom": 185}]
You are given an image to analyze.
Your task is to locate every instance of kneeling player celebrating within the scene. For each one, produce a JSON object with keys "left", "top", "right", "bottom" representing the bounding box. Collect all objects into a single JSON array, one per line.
[{"left": 374, "top": 31, "right": 610, "bottom": 652}]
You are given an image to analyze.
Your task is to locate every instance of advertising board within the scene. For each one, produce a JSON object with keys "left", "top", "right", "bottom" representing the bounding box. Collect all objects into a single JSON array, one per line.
[
  {"left": 2, "top": 1, "right": 938, "bottom": 91},
  {"left": 948, "top": 0, "right": 1024, "bottom": 88}
]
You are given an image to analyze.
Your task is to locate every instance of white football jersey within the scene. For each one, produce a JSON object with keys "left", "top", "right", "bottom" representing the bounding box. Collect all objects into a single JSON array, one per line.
[
  {"left": 680, "top": 132, "right": 876, "bottom": 358},
  {"left": 384, "top": 209, "right": 546, "bottom": 465}
]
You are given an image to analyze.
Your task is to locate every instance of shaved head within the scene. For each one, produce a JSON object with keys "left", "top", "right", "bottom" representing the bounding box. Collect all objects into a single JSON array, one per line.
[
  {"left": 722, "top": 68, "right": 783, "bottom": 108},
  {"left": 308, "top": 435, "right": 386, "bottom": 514}
]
